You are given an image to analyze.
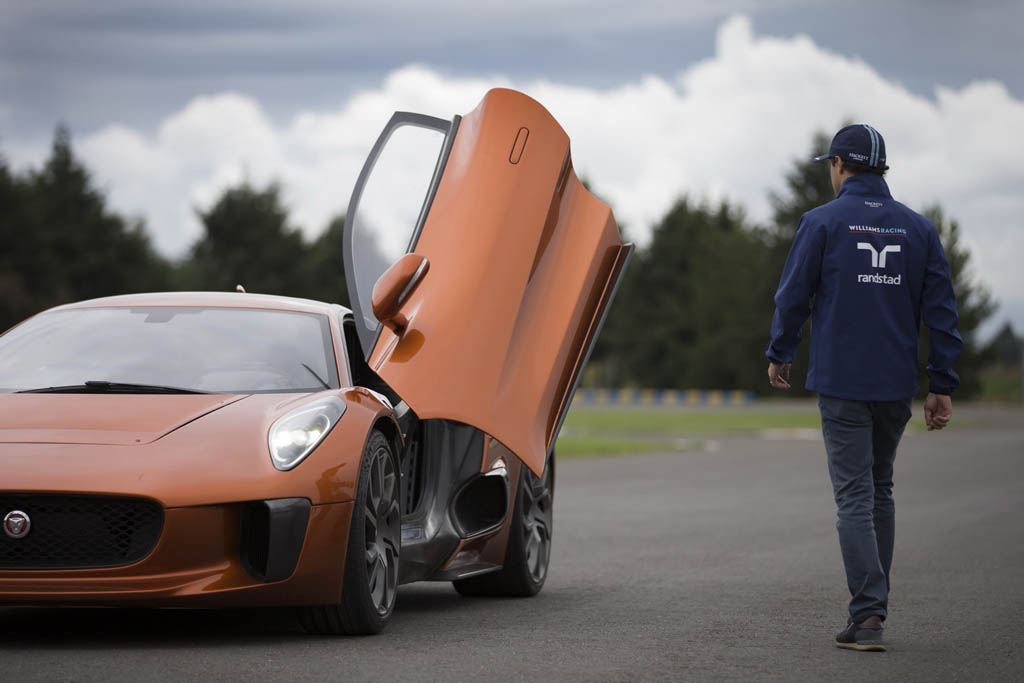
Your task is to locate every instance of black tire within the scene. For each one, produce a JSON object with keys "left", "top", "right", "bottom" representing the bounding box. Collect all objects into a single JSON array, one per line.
[
  {"left": 453, "top": 456, "right": 554, "bottom": 597},
  {"left": 299, "top": 430, "right": 401, "bottom": 635}
]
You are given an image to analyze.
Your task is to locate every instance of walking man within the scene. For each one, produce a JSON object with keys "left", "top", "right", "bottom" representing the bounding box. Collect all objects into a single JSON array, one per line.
[{"left": 765, "top": 124, "right": 963, "bottom": 651}]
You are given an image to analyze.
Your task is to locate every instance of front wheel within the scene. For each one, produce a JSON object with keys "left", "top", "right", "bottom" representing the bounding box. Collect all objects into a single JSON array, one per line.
[
  {"left": 299, "top": 430, "right": 400, "bottom": 635},
  {"left": 453, "top": 456, "right": 554, "bottom": 597}
]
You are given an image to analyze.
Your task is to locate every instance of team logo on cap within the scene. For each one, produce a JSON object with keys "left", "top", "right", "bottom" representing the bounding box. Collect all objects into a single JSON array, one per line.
[{"left": 3, "top": 510, "right": 31, "bottom": 539}]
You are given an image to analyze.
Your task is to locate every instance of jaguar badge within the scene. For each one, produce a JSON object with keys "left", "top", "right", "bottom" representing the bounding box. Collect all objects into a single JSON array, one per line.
[{"left": 3, "top": 510, "right": 31, "bottom": 539}]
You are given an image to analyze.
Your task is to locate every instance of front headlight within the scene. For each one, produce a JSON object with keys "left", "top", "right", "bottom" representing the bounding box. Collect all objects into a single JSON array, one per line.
[{"left": 268, "top": 396, "right": 346, "bottom": 471}]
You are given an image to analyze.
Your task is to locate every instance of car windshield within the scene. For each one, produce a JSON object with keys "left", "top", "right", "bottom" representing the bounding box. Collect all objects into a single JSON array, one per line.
[{"left": 0, "top": 307, "right": 340, "bottom": 394}]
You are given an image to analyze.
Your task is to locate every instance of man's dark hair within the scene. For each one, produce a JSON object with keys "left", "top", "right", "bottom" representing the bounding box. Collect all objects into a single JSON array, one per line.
[{"left": 832, "top": 157, "right": 889, "bottom": 176}]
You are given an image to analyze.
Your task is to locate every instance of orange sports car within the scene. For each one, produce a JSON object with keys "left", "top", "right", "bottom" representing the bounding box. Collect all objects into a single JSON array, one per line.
[{"left": 0, "top": 88, "right": 632, "bottom": 634}]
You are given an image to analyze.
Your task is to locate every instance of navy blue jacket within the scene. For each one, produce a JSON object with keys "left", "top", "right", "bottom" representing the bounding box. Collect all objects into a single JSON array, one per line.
[{"left": 766, "top": 174, "right": 963, "bottom": 400}]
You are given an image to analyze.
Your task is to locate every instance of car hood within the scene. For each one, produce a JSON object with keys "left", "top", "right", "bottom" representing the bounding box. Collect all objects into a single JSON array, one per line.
[
  {"left": 0, "top": 389, "right": 391, "bottom": 507},
  {"left": 0, "top": 393, "right": 248, "bottom": 445}
]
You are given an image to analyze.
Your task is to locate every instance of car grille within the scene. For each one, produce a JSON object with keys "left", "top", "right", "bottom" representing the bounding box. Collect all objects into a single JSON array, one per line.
[{"left": 0, "top": 494, "right": 163, "bottom": 570}]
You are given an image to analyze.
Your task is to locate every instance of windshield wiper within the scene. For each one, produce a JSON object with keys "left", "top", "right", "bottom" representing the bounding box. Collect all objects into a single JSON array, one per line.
[
  {"left": 17, "top": 381, "right": 210, "bottom": 394},
  {"left": 301, "top": 363, "right": 330, "bottom": 390}
]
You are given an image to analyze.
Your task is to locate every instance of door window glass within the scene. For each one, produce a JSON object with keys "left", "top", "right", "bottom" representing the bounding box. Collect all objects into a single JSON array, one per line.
[{"left": 348, "top": 123, "right": 446, "bottom": 335}]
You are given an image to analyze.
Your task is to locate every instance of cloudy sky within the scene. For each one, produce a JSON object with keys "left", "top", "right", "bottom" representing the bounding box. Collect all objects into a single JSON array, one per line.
[{"left": 2, "top": 0, "right": 1022, "bottom": 337}]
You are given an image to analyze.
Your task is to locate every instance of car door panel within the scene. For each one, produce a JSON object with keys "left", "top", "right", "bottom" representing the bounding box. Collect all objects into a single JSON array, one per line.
[{"left": 350, "top": 88, "right": 632, "bottom": 476}]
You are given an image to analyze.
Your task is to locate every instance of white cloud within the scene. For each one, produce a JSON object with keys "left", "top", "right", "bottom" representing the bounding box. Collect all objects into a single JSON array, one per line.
[{"left": 8, "top": 14, "right": 1024, "bottom": 334}]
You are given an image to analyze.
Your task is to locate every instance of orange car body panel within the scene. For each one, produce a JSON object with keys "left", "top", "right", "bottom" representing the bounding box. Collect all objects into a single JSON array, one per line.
[
  {"left": 368, "top": 88, "right": 630, "bottom": 476},
  {"left": 0, "top": 292, "right": 397, "bottom": 605}
]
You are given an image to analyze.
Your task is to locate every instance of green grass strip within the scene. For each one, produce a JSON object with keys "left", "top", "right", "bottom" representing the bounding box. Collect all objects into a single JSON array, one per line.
[
  {"left": 562, "top": 408, "right": 822, "bottom": 436},
  {"left": 555, "top": 436, "right": 688, "bottom": 459}
]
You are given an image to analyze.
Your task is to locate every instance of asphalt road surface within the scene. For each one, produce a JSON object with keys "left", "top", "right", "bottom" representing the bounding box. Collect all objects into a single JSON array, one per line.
[{"left": 2, "top": 405, "right": 1022, "bottom": 682}]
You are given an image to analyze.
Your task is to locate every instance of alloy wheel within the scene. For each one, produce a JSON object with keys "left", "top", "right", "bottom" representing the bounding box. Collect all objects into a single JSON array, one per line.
[
  {"left": 520, "top": 464, "right": 553, "bottom": 583},
  {"left": 364, "top": 444, "right": 400, "bottom": 615}
]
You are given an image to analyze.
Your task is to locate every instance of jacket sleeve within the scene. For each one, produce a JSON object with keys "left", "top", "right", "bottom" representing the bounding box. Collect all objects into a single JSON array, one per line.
[
  {"left": 765, "top": 214, "right": 825, "bottom": 363},
  {"left": 921, "top": 224, "right": 963, "bottom": 394}
]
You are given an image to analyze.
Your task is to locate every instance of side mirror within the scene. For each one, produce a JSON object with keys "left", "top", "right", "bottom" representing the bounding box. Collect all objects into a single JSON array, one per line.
[{"left": 372, "top": 253, "right": 429, "bottom": 332}]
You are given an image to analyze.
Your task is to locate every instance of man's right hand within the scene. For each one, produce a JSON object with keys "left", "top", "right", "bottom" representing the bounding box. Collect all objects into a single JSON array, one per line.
[{"left": 924, "top": 392, "right": 952, "bottom": 431}]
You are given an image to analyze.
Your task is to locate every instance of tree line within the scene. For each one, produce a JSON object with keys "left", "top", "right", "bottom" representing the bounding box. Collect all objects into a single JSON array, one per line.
[
  {"left": 1, "top": 128, "right": 1012, "bottom": 398},
  {"left": 0, "top": 128, "right": 347, "bottom": 331}
]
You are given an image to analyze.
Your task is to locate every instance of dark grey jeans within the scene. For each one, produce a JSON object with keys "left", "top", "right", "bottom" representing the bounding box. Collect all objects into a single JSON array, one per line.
[{"left": 818, "top": 394, "right": 912, "bottom": 624}]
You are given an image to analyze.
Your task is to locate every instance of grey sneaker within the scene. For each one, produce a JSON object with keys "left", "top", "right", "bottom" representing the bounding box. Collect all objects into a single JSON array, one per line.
[{"left": 835, "top": 620, "right": 885, "bottom": 652}]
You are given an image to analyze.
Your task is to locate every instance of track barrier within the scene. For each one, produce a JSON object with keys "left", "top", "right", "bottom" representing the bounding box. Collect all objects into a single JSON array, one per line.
[{"left": 574, "top": 388, "right": 755, "bottom": 406}]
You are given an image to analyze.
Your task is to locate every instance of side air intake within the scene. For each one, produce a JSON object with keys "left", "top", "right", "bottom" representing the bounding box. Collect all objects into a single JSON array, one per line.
[
  {"left": 450, "top": 469, "right": 508, "bottom": 539},
  {"left": 240, "top": 498, "right": 310, "bottom": 582}
]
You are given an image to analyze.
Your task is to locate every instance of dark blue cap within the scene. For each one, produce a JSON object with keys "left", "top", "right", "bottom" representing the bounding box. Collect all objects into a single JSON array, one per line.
[{"left": 813, "top": 124, "right": 887, "bottom": 168}]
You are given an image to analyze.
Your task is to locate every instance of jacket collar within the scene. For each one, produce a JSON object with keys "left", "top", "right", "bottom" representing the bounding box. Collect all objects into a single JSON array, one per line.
[{"left": 837, "top": 173, "right": 892, "bottom": 199}]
